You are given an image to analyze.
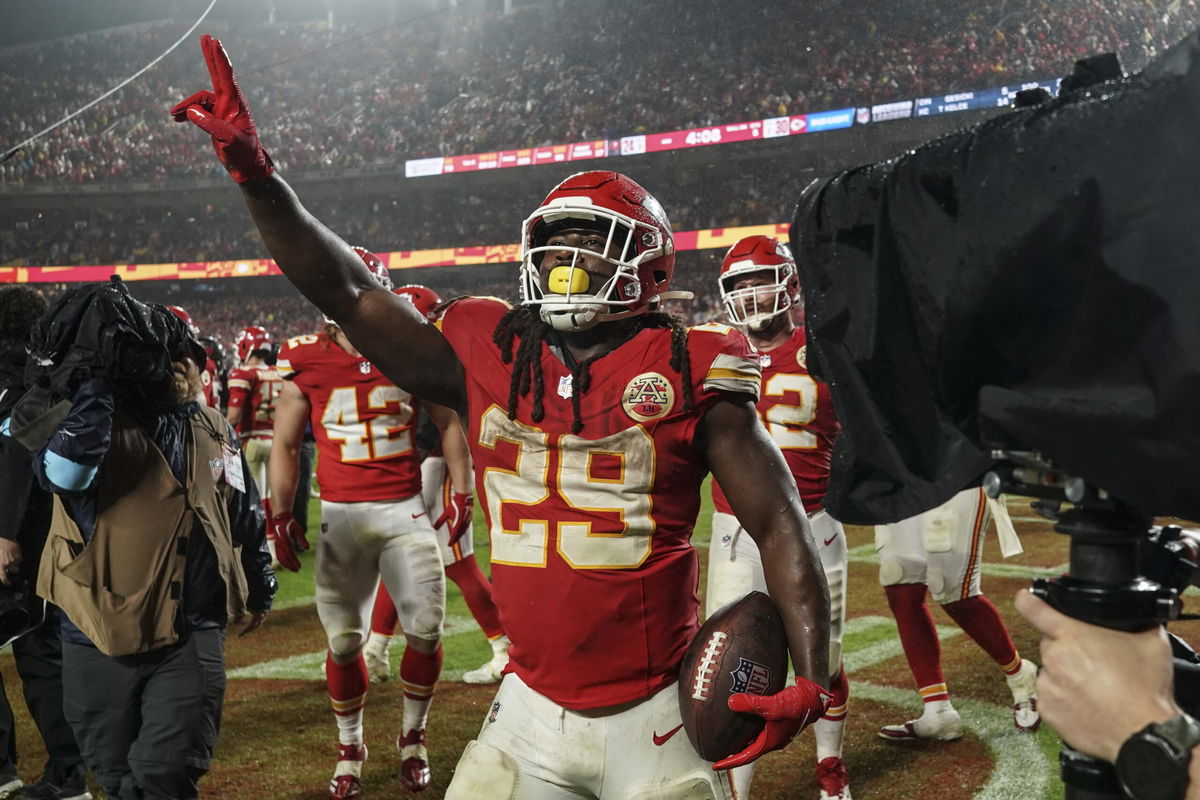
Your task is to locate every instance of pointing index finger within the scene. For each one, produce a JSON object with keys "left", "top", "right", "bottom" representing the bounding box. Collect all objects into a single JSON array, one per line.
[{"left": 201, "top": 34, "right": 220, "bottom": 90}]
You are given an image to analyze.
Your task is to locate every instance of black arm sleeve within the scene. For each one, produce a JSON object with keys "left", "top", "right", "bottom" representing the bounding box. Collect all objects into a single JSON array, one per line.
[{"left": 223, "top": 421, "right": 276, "bottom": 612}]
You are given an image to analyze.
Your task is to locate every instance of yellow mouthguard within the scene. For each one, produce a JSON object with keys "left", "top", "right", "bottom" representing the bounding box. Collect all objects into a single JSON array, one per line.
[{"left": 546, "top": 266, "right": 591, "bottom": 295}]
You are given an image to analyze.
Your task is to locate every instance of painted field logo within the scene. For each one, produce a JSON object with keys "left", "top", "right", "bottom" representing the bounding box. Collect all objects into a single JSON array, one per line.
[
  {"left": 729, "top": 658, "right": 773, "bottom": 696},
  {"left": 622, "top": 372, "right": 675, "bottom": 422}
]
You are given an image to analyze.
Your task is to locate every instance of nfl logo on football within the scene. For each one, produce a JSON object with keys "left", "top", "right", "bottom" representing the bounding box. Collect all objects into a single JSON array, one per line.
[{"left": 729, "top": 657, "right": 772, "bottom": 696}]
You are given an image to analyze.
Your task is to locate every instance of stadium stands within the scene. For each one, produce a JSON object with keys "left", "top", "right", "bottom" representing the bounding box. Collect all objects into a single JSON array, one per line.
[{"left": 2, "top": 0, "right": 1195, "bottom": 186}]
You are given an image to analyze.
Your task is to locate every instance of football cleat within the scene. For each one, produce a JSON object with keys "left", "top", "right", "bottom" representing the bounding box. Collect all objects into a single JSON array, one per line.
[
  {"left": 815, "top": 756, "right": 853, "bottom": 800},
  {"left": 462, "top": 636, "right": 510, "bottom": 685},
  {"left": 1006, "top": 659, "right": 1041, "bottom": 732},
  {"left": 878, "top": 705, "right": 963, "bottom": 741},
  {"left": 397, "top": 729, "right": 431, "bottom": 792},
  {"left": 364, "top": 643, "right": 390, "bottom": 683},
  {"left": 329, "top": 742, "right": 366, "bottom": 800},
  {"left": 0, "top": 775, "right": 21, "bottom": 800}
]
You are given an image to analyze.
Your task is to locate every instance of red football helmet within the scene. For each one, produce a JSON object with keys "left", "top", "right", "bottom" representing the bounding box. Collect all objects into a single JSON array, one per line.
[
  {"left": 718, "top": 235, "right": 799, "bottom": 330},
  {"left": 165, "top": 305, "right": 200, "bottom": 338},
  {"left": 393, "top": 284, "right": 443, "bottom": 322},
  {"left": 324, "top": 246, "right": 394, "bottom": 326},
  {"left": 352, "top": 245, "right": 393, "bottom": 290},
  {"left": 519, "top": 171, "right": 686, "bottom": 331},
  {"left": 235, "top": 325, "right": 273, "bottom": 362}
]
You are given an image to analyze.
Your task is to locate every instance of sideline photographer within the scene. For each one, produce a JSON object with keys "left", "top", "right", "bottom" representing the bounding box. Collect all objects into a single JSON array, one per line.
[
  {"left": 1016, "top": 589, "right": 1200, "bottom": 800},
  {"left": 0, "top": 286, "right": 89, "bottom": 800},
  {"left": 11, "top": 279, "right": 277, "bottom": 800}
]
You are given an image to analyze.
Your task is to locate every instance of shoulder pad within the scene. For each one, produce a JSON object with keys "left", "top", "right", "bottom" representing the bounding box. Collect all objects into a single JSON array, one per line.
[{"left": 689, "top": 321, "right": 735, "bottom": 336}]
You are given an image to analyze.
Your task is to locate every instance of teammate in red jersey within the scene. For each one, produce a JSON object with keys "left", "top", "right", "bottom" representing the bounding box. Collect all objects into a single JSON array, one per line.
[
  {"left": 706, "top": 235, "right": 852, "bottom": 800},
  {"left": 874, "top": 488, "right": 1040, "bottom": 740},
  {"left": 226, "top": 325, "right": 281, "bottom": 496},
  {"left": 175, "top": 37, "right": 831, "bottom": 799},
  {"left": 166, "top": 305, "right": 221, "bottom": 407},
  {"left": 363, "top": 285, "right": 511, "bottom": 687},
  {"left": 269, "top": 255, "right": 458, "bottom": 796}
]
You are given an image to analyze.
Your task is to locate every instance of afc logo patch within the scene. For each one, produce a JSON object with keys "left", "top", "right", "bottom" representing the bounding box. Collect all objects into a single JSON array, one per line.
[
  {"left": 729, "top": 657, "right": 773, "bottom": 696},
  {"left": 621, "top": 371, "right": 675, "bottom": 422}
]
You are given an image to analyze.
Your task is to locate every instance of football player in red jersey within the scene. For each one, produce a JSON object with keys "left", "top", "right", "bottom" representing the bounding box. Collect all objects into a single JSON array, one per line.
[
  {"left": 874, "top": 488, "right": 1040, "bottom": 740},
  {"left": 226, "top": 325, "right": 282, "bottom": 498},
  {"left": 166, "top": 304, "right": 221, "bottom": 407},
  {"left": 707, "top": 235, "right": 852, "bottom": 800},
  {"left": 363, "top": 285, "right": 511, "bottom": 688},
  {"left": 269, "top": 255, "right": 458, "bottom": 796},
  {"left": 175, "top": 37, "right": 831, "bottom": 800}
]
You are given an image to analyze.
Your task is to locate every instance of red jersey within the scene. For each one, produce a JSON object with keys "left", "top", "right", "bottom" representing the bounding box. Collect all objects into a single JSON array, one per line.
[
  {"left": 712, "top": 326, "right": 839, "bottom": 514},
  {"left": 226, "top": 363, "right": 282, "bottom": 440},
  {"left": 439, "top": 298, "right": 761, "bottom": 710},
  {"left": 200, "top": 356, "right": 221, "bottom": 407},
  {"left": 277, "top": 333, "right": 422, "bottom": 503}
]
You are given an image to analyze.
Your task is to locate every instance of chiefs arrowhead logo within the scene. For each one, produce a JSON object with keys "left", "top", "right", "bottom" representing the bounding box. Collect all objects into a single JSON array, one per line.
[{"left": 621, "top": 372, "right": 675, "bottom": 422}]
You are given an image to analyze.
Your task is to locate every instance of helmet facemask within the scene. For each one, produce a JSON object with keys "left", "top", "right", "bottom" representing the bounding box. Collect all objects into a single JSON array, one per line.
[
  {"left": 519, "top": 205, "right": 665, "bottom": 332},
  {"left": 720, "top": 264, "right": 796, "bottom": 331}
]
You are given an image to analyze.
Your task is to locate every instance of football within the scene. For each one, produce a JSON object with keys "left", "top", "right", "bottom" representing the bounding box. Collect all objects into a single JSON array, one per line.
[{"left": 677, "top": 591, "right": 789, "bottom": 762}]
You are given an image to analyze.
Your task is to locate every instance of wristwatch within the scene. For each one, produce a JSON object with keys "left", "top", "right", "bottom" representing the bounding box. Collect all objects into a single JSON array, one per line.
[{"left": 1115, "top": 714, "right": 1200, "bottom": 800}]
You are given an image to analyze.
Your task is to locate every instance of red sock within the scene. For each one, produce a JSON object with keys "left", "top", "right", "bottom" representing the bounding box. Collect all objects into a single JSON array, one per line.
[
  {"left": 941, "top": 595, "right": 1018, "bottom": 668},
  {"left": 370, "top": 582, "right": 398, "bottom": 637},
  {"left": 326, "top": 652, "right": 368, "bottom": 717},
  {"left": 822, "top": 666, "right": 850, "bottom": 721},
  {"left": 885, "top": 583, "right": 946, "bottom": 692},
  {"left": 445, "top": 558, "right": 504, "bottom": 640},
  {"left": 400, "top": 642, "right": 443, "bottom": 695}
]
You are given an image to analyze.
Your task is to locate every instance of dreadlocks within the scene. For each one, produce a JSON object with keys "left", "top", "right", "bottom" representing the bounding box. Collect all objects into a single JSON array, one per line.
[{"left": 492, "top": 306, "right": 694, "bottom": 434}]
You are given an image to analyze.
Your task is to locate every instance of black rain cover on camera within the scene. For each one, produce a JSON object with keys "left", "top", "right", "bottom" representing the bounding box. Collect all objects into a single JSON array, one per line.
[
  {"left": 792, "top": 31, "right": 1200, "bottom": 525},
  {"left": 24, "top": 277, "right": 204, "bottom": 402}
]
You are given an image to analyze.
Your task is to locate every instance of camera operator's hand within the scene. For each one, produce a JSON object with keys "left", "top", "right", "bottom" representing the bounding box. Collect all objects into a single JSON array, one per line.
[
  {"left": 170, "top": 35, "right": 274, "bottom": 183},
  {"left": 0, "top": 539, "right": 21, "bottom": 587},
  {"left": 1016, "top": 589, "right": 1181, "bottom": 761}
]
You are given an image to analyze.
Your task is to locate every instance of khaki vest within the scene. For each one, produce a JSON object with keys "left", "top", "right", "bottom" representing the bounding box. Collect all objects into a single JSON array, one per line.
[{"left": 38, "top": 405, "right": 250, "bottom": 657}]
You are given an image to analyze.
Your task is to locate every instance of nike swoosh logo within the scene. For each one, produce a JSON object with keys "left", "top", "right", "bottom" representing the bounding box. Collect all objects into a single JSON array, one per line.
[
  {"left": 823, "top": 534, "right": 838, "bottom": 547},
  {"left": 412, "top": 512, "right": 426, "bottom": 520},
  {"left": 653, "top": 723, "right": 684, "bottom": 746}
]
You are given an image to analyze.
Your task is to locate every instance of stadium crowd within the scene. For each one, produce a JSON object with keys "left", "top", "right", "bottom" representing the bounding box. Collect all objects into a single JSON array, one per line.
[
  {"left": 20, "top": 247, "right": 726, "bottom": 354},
  {"left": 1, "top": 0, "right": 1195, "bottom": 187},
  {"left": 2, "top": 162, "right": 809, "bottom": 268}
]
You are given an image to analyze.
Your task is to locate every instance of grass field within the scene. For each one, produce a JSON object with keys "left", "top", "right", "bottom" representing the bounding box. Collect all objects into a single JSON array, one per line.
[{"left": 3, "top": 486, "right": 1196, "bottom": 799}]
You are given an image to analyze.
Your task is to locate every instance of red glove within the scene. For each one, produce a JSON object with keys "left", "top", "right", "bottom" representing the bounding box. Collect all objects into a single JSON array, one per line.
[
  {"left": 712, "top": 676, "right": 833, "bottom": 771},
  {"left": 263, "top": 500, "right": 304, "bottom": 573},
  {"left": 433, "top": 491, "right": 474, "bottom": 548},
  {"left": 170, "top": 34, "right": 274, "bottom": 183},
  {"left": 274, "top": 509, "right": 310, "bottom": 553}
]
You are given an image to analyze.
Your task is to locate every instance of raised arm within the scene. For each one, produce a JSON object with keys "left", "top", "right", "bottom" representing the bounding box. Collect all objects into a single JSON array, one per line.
[
  {"left": 702, "top": 396, "right": 832, "bottom": 769},
  {"left": 171, "top": 35, "right": 465, "bottom": 410}
]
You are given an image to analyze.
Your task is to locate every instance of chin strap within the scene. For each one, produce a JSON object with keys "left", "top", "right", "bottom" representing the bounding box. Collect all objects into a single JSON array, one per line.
[{"left": 540, "top": 289, "right": 698, "bottom": 331}]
